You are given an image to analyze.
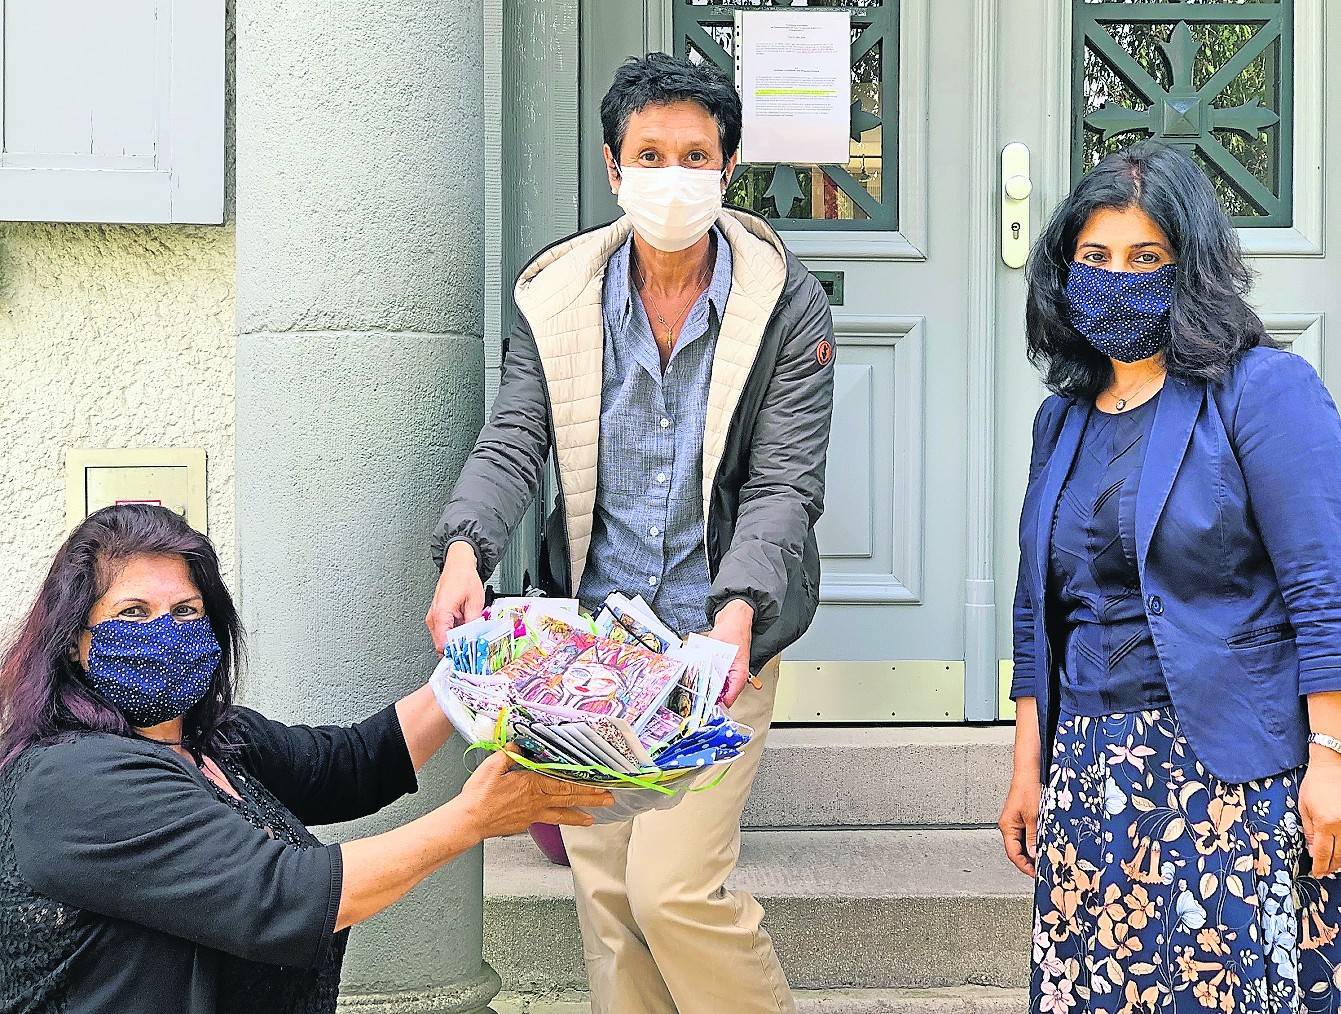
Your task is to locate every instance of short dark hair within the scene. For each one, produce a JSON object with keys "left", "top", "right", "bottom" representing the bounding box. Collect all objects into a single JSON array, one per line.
[
  {"left": 0, "top": 504, "right": 242, "bottom": 769},
  {"left": 1025, "top": 141, "right": 1273, "bottom": 400},
  {"left": 601, "top": 53, "right": 743, "bottom": 162}
]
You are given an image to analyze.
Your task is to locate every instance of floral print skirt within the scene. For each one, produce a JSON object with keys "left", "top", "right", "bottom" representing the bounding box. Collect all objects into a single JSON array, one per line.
[{"left": 1032, "top": 706, "right": 1341, "bottom": 1013}]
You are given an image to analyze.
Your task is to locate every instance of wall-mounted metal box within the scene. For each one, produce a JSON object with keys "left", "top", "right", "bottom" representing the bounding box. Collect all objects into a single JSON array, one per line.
[{"left": 65, "top": 448, "right": 208, "bottom": 533}]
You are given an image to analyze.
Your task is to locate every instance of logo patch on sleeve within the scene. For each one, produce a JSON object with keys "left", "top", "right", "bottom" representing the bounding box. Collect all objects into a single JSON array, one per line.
[{"left": 815, "top": 339, "right": 835, "bottom": 367}]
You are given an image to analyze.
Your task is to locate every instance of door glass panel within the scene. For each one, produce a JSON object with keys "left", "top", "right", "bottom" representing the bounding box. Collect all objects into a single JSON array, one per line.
[
  {"left": 1072, "top": 1, "right": 1293, "bottom": 227},
  {"left": 674, "top": 0, "right": 898, "bottom": 230}
]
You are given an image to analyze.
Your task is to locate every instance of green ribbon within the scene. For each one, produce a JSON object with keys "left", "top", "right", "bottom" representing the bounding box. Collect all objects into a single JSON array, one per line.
[{"left": 466, "top": 739, "right": 679, "bottom": 795}]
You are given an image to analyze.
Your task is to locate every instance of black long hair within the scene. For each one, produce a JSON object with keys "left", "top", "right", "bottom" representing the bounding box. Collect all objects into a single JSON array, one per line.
[
  {"left": 0, "top": 504, "right": 242, "bottom": 768},
  {"left": 1025, "top": 141, "right": 1272, "bottom": 400}
]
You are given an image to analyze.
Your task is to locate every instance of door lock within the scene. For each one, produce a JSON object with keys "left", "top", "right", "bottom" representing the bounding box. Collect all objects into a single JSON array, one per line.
[{"left": 1001, "top": 143, "right": 1032, "bottom": 269}]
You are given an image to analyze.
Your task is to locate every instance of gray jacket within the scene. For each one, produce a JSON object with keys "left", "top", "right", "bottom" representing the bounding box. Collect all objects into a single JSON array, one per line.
[{"left": 432, "top": 209, "right": 835, "bottom": 671}]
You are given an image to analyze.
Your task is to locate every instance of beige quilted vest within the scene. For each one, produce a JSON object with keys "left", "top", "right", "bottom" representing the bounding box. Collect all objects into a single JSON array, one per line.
[{"left": 512, "top": 210, "right": 789, "bottom": 591}]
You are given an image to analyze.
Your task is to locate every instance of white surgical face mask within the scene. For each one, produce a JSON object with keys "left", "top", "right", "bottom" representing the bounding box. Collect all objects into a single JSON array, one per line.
[{"left": 615, "top": 165, "right": 724, "bottom": 252}]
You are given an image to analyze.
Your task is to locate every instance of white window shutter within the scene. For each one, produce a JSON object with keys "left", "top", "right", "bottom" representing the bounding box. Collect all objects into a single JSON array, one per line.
[{"left": 0, "top": 0, "right": 224, "bottom": 224}]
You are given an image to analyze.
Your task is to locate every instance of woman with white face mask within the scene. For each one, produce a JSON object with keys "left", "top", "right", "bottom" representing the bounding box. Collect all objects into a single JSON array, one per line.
[{"left": 427, "top": 52, "right": 837, "bottom": 1014}]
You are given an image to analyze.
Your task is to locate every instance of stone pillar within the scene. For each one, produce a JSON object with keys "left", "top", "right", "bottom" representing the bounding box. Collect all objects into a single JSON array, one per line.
[{"left": 234, "top": 2, "right": 496, "bottom": 1010}]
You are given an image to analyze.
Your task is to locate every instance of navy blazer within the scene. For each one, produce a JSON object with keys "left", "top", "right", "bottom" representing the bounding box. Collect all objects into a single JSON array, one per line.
[{"left": 1012, "top": 347, "right": 1341, "bottom": 784}]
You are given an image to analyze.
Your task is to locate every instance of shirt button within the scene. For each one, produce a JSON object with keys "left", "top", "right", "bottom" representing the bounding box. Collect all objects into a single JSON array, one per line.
[
  {"left": 656, "top": 473, "right": 667, "bottom": 484},
  {"left": 649, "top": 526, "right": 661, "bottom": 537},
  {"left": 660, "top": 418, "right": 670, "bottom": 429},
  {"left": 1147, "top": 594, "right": 1164, "bottom": 616},
  {"left": 649, "top": 576, "right": 659, "bottom": 587}
]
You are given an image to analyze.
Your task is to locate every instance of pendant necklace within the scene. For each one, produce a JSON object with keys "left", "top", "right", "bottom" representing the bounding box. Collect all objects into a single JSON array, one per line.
[
  {"left": 1110, "top": 371, "right": 1162, "bottom": 412},
  {"left": 634, "top": 259, "right": 711, "bottom": 357}
]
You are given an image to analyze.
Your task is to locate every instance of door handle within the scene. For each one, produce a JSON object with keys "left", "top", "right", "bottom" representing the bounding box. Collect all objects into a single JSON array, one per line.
[{"left": 1001, "top": 142, "right": 1031, "bottom": 269}]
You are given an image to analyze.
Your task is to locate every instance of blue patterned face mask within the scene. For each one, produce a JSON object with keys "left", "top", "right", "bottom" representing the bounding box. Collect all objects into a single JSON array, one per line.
[
  {"left": 1065, "top": 261, "right": 1177, "bottom": 363},
  {"left": 84, "top": 615, "right": 221, "bottom": 728}
]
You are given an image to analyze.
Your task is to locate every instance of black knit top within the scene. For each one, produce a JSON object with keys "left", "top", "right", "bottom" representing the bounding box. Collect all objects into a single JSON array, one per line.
[{"left": 0, "top": 704, "right": 416, "bottom": 1014}]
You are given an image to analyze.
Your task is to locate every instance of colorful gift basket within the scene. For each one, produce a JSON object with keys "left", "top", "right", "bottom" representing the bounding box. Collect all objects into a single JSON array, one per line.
[{"left": 430, "top": 594, "right": 753, "bottom": 822}]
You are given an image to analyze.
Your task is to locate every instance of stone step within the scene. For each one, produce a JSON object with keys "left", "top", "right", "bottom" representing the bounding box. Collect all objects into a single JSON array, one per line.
[
  {"left": 484, "top": 828, "right": 1031, "bottom": 994},
  {"left": 492, "top": 986, "right": 1028, "bottom": 1013},
  {"left": 744, "top": 726, "right": 1014, "bottom": 829}
]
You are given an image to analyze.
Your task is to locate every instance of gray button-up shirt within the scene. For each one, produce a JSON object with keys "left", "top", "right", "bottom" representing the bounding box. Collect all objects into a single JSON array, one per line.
[{"left": 577, "top": 227, "right": 733, "bottom": 635}]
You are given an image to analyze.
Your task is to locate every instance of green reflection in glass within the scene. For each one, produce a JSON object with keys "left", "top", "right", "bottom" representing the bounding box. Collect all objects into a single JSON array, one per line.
[{"left": 1073, "top": 1, "right": 1292, "bottom": 227}]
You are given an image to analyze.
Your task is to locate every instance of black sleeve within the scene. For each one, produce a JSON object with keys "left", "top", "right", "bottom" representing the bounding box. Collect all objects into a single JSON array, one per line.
[
  {"left": 229, "top": 704, "right": 418, "bottom": 827},
  {"left": 12, "top": 737, "right": 341, "bottom": 970},
  {"left": 430, "top": 314, "right": 551, "bottom": 576},
  {"left": 706, "top": 275, "right": 835, "bottom": 631}
]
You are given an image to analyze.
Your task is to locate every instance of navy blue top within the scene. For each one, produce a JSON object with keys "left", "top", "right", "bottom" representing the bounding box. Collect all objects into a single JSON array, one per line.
[
  {"left": 1012, "top": 348, "right": 1341, "bottom": 784},
  {"left": 1048, "top": 395, "right": 1170, "bottom": 715}
]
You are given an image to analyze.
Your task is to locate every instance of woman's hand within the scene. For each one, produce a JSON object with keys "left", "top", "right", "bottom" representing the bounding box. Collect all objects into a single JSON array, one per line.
[
  {"left": 336, "top": 748, "right": 612, "bottom": 931},
  {"left": 1303, "top": 694, "right": 1341, "bottom": 878},
  {"left": 1302, "top": 745, "right": 1341, "bottom": 878},
  {"left": 999, "top": 775, "right": 1042, "bottom": 877},
  {"left": 457, "top": 748, "right": 614, "bottom": 840},
  {"left": 426, "top": 542, "right": 486, "bottom": 653},
  {"left": 711, "top": 600, "right": 756, "bottom": 708},
  {"left": 1000, "top": 696, "right": 1043, "bottom": 877}
]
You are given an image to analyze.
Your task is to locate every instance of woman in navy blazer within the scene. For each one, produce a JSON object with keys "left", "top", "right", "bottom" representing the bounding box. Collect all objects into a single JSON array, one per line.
[{"left": 1000, "top": 143, "right": 1341, "bottom": 1013}]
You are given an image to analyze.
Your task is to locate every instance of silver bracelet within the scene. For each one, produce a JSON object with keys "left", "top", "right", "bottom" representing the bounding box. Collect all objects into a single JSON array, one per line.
[{"left": 1308, "top": 732, "right": 1341, "bottom": 757}]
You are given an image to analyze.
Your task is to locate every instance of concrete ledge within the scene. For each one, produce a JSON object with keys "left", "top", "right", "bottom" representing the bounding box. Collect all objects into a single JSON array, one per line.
[
  {"left": 484, "top": 829, "right": 1031, "bottom": 993},
  {"left": 338, "top": 966, "right": 501, "bottom": 1013},
  {"left": 744, "top": 726, "right": 1015, "bottom": 829},
  {"left": 492, "top": 986, "right": 1029, "bottom": 1013}
]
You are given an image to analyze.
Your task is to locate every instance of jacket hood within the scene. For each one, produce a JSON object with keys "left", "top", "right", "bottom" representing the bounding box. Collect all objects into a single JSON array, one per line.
[{"left": 512, "top": 208, "right": 792, "bottom": 332}]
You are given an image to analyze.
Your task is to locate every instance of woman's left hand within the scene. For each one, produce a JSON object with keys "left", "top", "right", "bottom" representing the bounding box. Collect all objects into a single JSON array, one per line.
[{"left": 1301, "top": 745, "right": 1341, "bottom": 877}]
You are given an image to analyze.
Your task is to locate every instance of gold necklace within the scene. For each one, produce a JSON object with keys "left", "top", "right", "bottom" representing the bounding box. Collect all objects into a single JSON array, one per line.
[
  {"left": 1107, "top": 371, "right": 1163, "bottom": 412},
  {"left": 633, "top": 258, "right": 712, "bottom": 353}
]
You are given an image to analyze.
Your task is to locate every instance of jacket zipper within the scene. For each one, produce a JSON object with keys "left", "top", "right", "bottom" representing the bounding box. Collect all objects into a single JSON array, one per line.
[
  {"left": 540, "top": 389, "right": 574, "bottom": 595},
  {"left": 703, "top": 284, "right": 789, "bottom": 579}
]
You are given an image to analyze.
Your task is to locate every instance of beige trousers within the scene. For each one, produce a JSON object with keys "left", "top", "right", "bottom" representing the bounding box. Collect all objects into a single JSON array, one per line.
[{"left": 560, "top": 656, "right": 795, "bottom": 1014}]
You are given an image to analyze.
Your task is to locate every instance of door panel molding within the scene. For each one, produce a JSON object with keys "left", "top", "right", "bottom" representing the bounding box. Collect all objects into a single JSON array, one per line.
[
  {"left": 1263, "top": 311, "right": 1325, "bottom": 375},
  {"left": 819, "top": 314, "right": 925, "bottom": 605}
]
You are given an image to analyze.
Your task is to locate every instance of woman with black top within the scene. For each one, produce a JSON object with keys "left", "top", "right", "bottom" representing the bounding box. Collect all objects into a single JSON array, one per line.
[
  {"left": 0, "top": 503, "right": 611, "bottom": 1014},
  {"left": 1000, "top": 142, "right": 1341, "bottom": 1011}
]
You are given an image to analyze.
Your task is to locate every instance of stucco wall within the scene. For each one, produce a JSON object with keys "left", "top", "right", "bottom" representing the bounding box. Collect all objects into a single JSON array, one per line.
[{"left": 0, "top": 222, "right": 237, "bottom": 635}]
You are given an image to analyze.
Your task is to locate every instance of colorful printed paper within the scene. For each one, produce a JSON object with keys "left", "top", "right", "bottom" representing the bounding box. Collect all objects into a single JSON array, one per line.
[{"left": 428, "top": 593, "right": 752, "bottom": 817}]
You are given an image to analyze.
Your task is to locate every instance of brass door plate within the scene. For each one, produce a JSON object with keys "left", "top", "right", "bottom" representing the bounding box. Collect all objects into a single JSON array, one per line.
[{"left": 775, "top": 660, "right": 966, "bottom": 723}]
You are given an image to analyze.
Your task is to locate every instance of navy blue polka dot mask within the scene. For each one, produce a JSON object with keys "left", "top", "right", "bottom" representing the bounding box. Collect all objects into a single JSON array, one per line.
[
  {"left": 84, "top": 615, "right": 222, "bottom": 728},
  {"left": 1065, "top": 262, "right": 1177, "bottom": 363}
]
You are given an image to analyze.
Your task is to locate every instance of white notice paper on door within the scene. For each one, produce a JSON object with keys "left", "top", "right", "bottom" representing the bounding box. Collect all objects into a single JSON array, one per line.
[{"left": 735, "top": 10, "right": 852, "bottom": 166}]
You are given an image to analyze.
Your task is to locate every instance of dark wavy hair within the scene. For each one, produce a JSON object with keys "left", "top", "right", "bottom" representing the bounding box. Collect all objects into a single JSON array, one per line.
[
  {"left": 601, "top": 52, "right": 743, "bottom": 161},
  {"left": 1025, "top": 141, "right": 1272, "bottom": 400},
  {"left": 0, "top": 504, "right": 242, "bottom": 769}
]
